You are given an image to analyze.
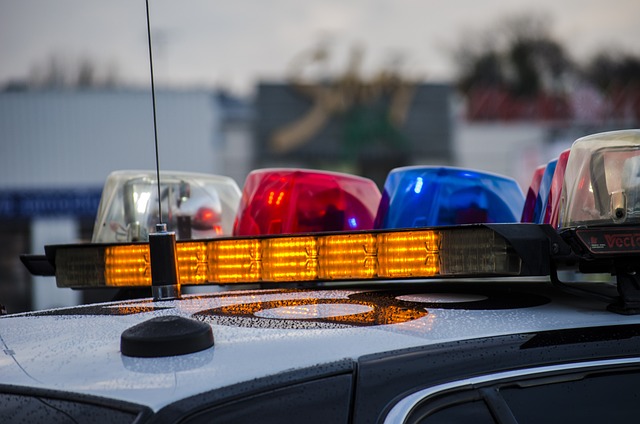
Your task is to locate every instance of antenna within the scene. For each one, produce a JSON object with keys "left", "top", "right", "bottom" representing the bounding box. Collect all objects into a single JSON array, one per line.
[
  {"left": 146, "top": 0, "right": 163, "bottom": 223},
  {"left": 145, "top": 0, "right": 181, "bottom": 301}
]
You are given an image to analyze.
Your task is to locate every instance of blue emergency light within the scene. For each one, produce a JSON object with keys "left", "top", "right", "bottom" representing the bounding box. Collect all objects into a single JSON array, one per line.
[{"left": 375, "top": 166, "right": 525, "bottom": 229}]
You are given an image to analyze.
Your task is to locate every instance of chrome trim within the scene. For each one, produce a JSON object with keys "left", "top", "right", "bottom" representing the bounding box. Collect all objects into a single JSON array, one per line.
[{"left": 384, "top": 357, "right": 640, "bottom": 423}]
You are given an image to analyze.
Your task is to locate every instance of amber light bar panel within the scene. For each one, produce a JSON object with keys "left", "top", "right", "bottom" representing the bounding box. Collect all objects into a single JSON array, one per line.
[{"left": 53, "top": 227, "right": 522, "bottom": 288}]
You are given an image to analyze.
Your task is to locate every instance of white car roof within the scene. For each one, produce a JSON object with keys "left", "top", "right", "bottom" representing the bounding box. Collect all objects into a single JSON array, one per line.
[{"left": 1, "top": 281, "right": 639, "bottom": 411}]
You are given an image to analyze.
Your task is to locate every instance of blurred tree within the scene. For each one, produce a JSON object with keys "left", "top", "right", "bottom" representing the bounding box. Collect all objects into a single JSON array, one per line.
[
  {"left": 37, "top": 55, "right": 69, "bottom": 88},
  {"left": 586, "top": 51, "right": 640, "bottom": 92},
  {"left": 76, "top": 58, "right": 97, "bottom": 88},
  {"left": 458, "top": 50, "right": 505, "bottom": 94},
  {"left": 453, "top": 13, "right": 573, "bottom": 98},
  {"left": 584, "top": 51, "right": 640, "bottom": 122},
  {"left": 24, "top": 53, "right": 120, "bottom": 89}
]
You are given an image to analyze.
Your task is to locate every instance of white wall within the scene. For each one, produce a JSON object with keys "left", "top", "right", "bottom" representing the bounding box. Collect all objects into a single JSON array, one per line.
[
  {"left": 0, "top": 90, "right": 222, "bottom": 189},
  {"left": 455, "top": 122, "right": 552, "bottom": 191},
  {"left": 220, "top": 122, "right": 253, "bottom": 186}
]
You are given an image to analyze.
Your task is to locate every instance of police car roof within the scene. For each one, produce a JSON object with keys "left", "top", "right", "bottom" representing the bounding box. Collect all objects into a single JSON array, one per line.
[{"left": 2, "top": 279, "right": 638, "bottom": 412}]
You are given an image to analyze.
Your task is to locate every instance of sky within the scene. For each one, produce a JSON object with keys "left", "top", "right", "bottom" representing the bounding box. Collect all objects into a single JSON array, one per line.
[{"left": 1, "top": 0, "right": 639, "bottom": 95}]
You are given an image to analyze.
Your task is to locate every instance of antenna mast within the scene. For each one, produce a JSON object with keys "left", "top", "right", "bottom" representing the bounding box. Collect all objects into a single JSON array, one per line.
[
  {"left": 145, "top": 0, "right": 181, "bottom": 301},
  {"left": 146, "top": 0, "right": 163, "bottom": 224}
]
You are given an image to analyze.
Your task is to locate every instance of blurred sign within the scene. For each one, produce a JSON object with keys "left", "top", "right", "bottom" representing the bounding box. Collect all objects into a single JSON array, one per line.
[
  {"left": 256, "top": 83, "right": 452, "bottom": 162},
  {"left": 256, "top": 43, "right": 453, "bottom": 165},
  {"left": 0, "top": 189, "right": 102, "bottom": 219}
]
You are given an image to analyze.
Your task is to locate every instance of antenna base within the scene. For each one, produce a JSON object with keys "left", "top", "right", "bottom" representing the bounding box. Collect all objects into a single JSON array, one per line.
[
  {"left": 149, "top": 228, "right": 181, "bottom": 301},
  {"left": 152, "top": 284, "right": 181, "bottom": 302}
]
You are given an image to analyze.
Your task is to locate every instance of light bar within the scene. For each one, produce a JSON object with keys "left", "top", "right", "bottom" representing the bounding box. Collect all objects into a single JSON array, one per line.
[{"left": 51, "top": 227, "right": 521, "bottom": 288}]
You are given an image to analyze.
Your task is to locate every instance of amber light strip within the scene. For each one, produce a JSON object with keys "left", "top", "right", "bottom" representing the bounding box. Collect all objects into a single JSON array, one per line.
[
  {"left": 261, "top": 236, "right": 317, "bottom": 281},
  {"left": 377, "top": 231, "right": 439, "bottom": 278},
  {"left": 318, "top": 233, "right": 377, "bottom": 280},
  {"left": 177, "top": 242, "right": 209, "bottom": 284},
  {"left": 54, "top": 227, "right": 520, "bottom": 288},
  {"left": 207, "top": 238, "right": 261, "bottom": 283},
  {"left": 105, "top": 244, "right": 150, "bottom": 287}
]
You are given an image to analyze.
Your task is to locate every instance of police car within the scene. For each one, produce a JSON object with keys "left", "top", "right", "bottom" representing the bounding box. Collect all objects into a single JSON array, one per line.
[{"left": 3, "top": 129, "right": 640, "bottom": 423}]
